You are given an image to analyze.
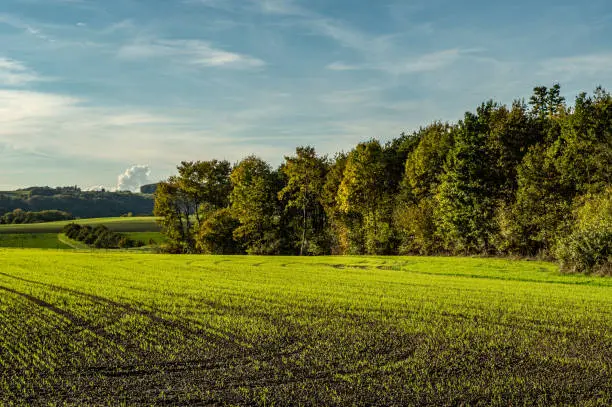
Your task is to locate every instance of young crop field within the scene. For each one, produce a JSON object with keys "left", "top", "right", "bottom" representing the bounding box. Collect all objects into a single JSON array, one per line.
[
  {"left": 0, "top": 250, "right": 610, "bottom": 405},
  {"left": 0, "top": 217, "right": 161, "bottom": 234}
]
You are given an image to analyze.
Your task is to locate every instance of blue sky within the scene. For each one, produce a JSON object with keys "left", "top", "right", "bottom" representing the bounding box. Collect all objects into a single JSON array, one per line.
[{"left": 0, "top": 0, "right": 611, "bottom": 190}]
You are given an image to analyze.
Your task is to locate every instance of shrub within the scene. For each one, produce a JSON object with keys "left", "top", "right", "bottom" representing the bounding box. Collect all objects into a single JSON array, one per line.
[
  {"left": 196, "top": 208, "right": 242, "bottom": 254},
  {"left": 556, "top": 188, "right": 611, "bottom": 274}
]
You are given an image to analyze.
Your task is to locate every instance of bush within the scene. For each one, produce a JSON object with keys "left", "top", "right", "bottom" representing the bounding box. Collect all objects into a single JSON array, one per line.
[
  {"left": 556, "top": 188, "right": 611, "bottom": 274},
  {"left": 196, "top": 208, "right": 242, "bottom": 254},
  {"left": 62, "top": 223, "right": 142, "bottom": 249}
]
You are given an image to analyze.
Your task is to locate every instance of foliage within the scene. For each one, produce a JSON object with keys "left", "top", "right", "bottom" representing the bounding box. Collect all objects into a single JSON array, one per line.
[
  {"left": 278, "top": 146, "right": 329, "bottom": 255},
  {"left": 196, "top": 208, "right": 242, "bottom": 254},
  {"left": 154, "top": 160, "right": 232, "bottom": 253},
  {"left": 556, "top": 188, "right": 612, "bottom": 274},
  {"left": 230, "top": 156, "right": 283, "bottom": 255},
  {"left": 434, "top": 105, "right": 501, "bottom": 254},
  {"left": 63, "top": 223, "right": 144, "bottom": 249},
  {"left": 0, "top": 188, "right": 154, "bottom": 219},
  {"left": 337, "top": 140, "right": 397, "bottom": 254},
  {"left": 155, "top": 85, "right": 611, "bottom": 272},
  {"left": 0, "top": 209, "right": 74, "bottom": 224}
]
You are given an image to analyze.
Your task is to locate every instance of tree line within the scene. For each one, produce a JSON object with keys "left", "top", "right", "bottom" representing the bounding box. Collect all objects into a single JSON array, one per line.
[
  {"left": 63, "top": 224, "right": 145, "bottom": 249},
  {"left": 0, "top": 189, "right": 154, "bottom": 219},
  {"left": 154, "top": 85, "right": 611, "bottom": 273},
  {"left": 0, "top": 209, "right": 74, "bottom": 224}
]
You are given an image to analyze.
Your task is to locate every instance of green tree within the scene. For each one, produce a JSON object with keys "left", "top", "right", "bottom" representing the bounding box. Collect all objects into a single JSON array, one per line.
[
  {"left": 278, "top": 146, "right": 329, "bottom": 255},
  {"left": 337, "top": 140, "right": 394, "bottom": 254},
  {"left": 176, "top": 160, "right": 232, "bottom": 226},
  {"left": 556, "top": 187, "right": 611, "bottom": 274},
  {"left": 154, "top": 160, "right": 232, "bottom": 253},
  {"left": 435, "top": 104, "right": 501, "bottom": 253},
  {"left": 401, "top": 122, "right": 454, "bottom": 202},
  {"left": 321, "top": 153, "right": 351, "bottom": 254},
  {"left": 154, "top": 179, "right": 194, "bottom": 252},
  {"left": 230, "top": 156, "right": 282, "bottom": 254},
  {"left": 529, "top": 83, "right": 565, "bottom": 118},
  {"left": 197, "top": 208, "right": 242, "bottom": 254}
]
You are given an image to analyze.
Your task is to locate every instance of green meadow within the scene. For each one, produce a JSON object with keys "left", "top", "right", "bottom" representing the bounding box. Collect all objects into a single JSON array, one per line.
[
  {"left": 0, "top": 234, "right": 71, "bottom": 249},
  {"left": 0, "top": 250, "right": 610, "bottom": 405},
  {"left": 0, "top": 217, "right": 164, "bottom": 251},
  {"left": 0, "top": 217, "right": 161, "bottom": 234}
]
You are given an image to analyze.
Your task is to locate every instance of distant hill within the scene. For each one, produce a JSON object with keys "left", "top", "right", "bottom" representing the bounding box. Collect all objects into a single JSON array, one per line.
[{"left": 0, "top": 186, "right": 154, "bottom": 218}]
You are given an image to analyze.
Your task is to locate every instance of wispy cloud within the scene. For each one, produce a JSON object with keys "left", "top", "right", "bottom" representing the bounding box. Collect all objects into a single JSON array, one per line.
[
  {"left": 225, "top": 2, "right": 461, "bottom": 76},
  {"left": 326, "top": 61, "right": 362, "bottom": 71},
  {"left": 0, "top": 13, "right": 56, "bottom": 42},
  {"left": 0, "top": 88, "right": 294, "bottom": 168},
  {"left": 0, "top": 58, "right": 44, "bottom": 86},
  {"left": 326, "top": 49, "right": 464, "bottom": 75},
  {"left": 540, "top": 52, "right": 612, "bottom": 81},
  {"left": 397, "top": 49, "right": 462, "bottom": 74},
  {"left": 253, "top": 0, "right": 306, "bottom": 16},
  {"left": 117, "top": 39, "right": 265, "bottom": 69}
]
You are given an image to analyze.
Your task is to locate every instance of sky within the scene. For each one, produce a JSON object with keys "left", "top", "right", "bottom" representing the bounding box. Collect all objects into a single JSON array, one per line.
[{"left": 0, "top": 0, "right": 611, "bottom": 190}]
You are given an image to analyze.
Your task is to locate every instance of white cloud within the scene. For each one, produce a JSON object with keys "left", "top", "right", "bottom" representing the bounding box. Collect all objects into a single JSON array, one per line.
[
  {"left": 117, "top": 165, "right": 151, "bottom": 192},
  {"left": 0, "top": 58, "right": 43, "bottom": 86},
  {"left": 118, "top": 39, "right": 265, "bottom": 69},
  {"left": 326, "top": 61, "right": 362, "bottom": 71},
  {"left": 0, "top": 88, "right": 297, "bottom": 168},
  {"left": 396, "top": 49, "right": 461, "bottom": 74},
  {"left": 540, "top": 52, "right": 612, "bottom": 81},
  {"left": 326, "top": 49, "right": 462, "bottom": 75},
  {"left": 253, "top": 0, "right": 306, "bottom": 16}
]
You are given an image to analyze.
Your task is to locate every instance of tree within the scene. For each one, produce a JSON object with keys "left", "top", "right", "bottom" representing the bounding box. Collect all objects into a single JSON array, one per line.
[
  {"left": 401, "top": 122, "right": 454, "bottom": 202},
  {"left": 278, "top": 146, "right": 329, "bottom": 255},
  {"left": 556, "top": 187, "right": 611, "bottom": 274},
  {"left": 176, "top": 160, "right": 232, "bottom": 226},
  {"left": 337, "top": 140, "right": 394, "bottom": 254},
  {"left": 154, "top": 160, "right": 232, "bottom": 253},
  {"left": 197, "top": 208, "right": 242, "bottom": 254},
  {"left": 435, "top": 104, "right": 501, "bottom": 254},
  {"left": 321, "top": 153, "right": 351, "bottom": 254},
  {"left": 154, "top": 179, "right": 193, "bottom": 252},
  {"left": 529, "top": 84, "right": 565, "bottom": 118},
  {"left": 230, "top": 156, "right": 282, "bottom": 254}
]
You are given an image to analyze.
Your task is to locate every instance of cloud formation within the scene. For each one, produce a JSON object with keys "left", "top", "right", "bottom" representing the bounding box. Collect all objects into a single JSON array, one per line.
[
  {"left": 117, "top": 165, "right": 151, "bottom": 192},
  {"left": 0, "top": 58, "right": 43, "bottom": 86},
  {"left": 118, "top": 39, "right": 265, "bottom": 69}
]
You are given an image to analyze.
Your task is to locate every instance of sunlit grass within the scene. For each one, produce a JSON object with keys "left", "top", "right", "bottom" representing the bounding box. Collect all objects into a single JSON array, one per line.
[
  {"left": 0, "top": 250, "right": 610, "bottom": 405},
  {"left": 0, "top": 217, "right": 160, "bottom": 234}
]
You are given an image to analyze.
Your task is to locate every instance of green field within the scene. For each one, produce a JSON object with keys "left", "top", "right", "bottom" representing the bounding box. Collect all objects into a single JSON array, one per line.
[
  {"left": 0, "top": 234, "right": 71, "bottom": 249},
  {"left": 0, "top": 216, "right": 161, "bottom": 234},
  {"left": 0, "top": 250, "right": 610, "bottom": 405}
]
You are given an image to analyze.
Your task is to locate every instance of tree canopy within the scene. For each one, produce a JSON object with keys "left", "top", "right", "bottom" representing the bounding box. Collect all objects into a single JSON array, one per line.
[{"left": 154, "top": 85, "right": 611, "bottom": 273}]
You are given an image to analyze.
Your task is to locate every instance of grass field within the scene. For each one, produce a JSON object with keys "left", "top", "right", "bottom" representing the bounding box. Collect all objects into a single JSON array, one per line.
[
  {"left": 0, "top": 251, "right": 610, "bottom": 405},
  {"left": 0, "top": 216, "right": 161, "bottom": 234},
  {"left": 0, "top": 233, "right": 71, "bottom": 249}
]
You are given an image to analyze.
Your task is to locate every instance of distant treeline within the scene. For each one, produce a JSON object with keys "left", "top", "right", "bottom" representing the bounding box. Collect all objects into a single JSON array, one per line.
[
  {"left": 155, "top": 85, "right": 611, "bottom": 274},
  {"left": 140, "top": 183, "right": 159, "bottom": 194},
  {"left": 0, "top": 187, "right": 154, "bottom": 219},
  {"left": 0, "top": 209, "right": 74, "bottom": 224},
  {"left": 63, "top": 224, "right": 145, "bottom": 249}
]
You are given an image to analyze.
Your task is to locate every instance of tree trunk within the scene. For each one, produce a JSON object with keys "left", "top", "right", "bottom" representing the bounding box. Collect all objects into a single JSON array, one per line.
[{"left": 300, "top": 203, "right": 307, "bottom": 256}]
